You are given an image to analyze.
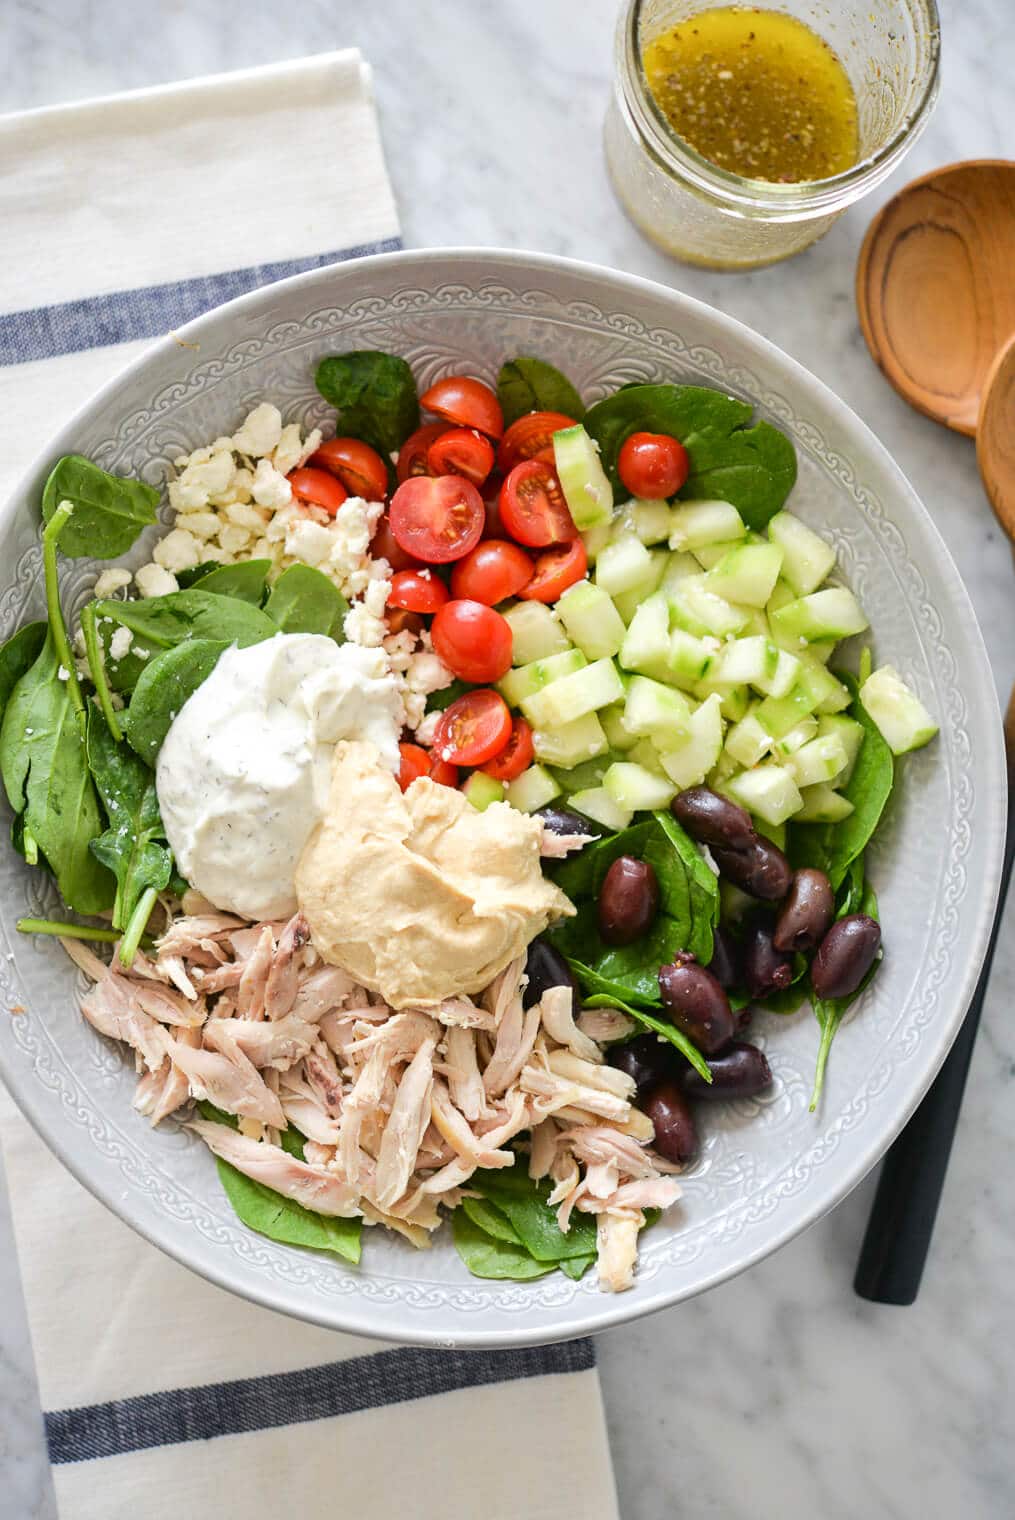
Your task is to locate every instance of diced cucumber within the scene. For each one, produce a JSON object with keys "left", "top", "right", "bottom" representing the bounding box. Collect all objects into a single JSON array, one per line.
[
  {"left": 669, "top": 500, "right": 745, "bottom": 551},
  {"left": 611, "top": 549, "right": 668, "bottom": 623},
  {"left": 817, "top": 714, "right": 864, "bottom": 782},
  {"left": 768, "top": 511, "right": 836, "bottom": 596},
  {"left": 623, "top": 675, "right": 692, "bottom": 746},
  {"left": 669, "top": 575, "right": 751, "bottom": 638},
  {"left": 709, "top": 749, "right": 739, "bottom": 789},
  {"left": 692, "top": 540, "right": 743, "bottom": 571},
  {"left": 712, "top": 635, "right": 780, "bottom": 689},
  {"left": 859, "top": 665, "right": 938, "bottom": 755},
  {"left": 798, "top": 656, "right": 851, "bottom": 714},
  {"left": 669, "top": 629, "right": 715, "bottom": 690},
  {"left": 695, "top": 680, "right": 751, "bottom": 723},
  {"left": 497, "top": 648, "right": 587, "bottom": 707},
  {"left": 755, "top": 682, "right": 819, "bottom": 739},
  {"left": 463, "top": 772, "right": 505, "bottom": 811},
  {"left": 772, "top": 716, "right": 819, "bottom": 757},
  {"left": 658, "top": 693, "right": 724, "bottom": 788},
  {"left": 555, "top": 579, "right": 627, "bottom": 660},
  {"left": 795, "top": 784, "right": 855, "bottom": 822},
  {"left": 506, "top": 764, "right": 560, "bottom": 813},
  {"left": 736, "top": 606, "right": 771, "bottom": 639},
  {"left": 595, "top": 531, "right": 654, "bottom": 596},
  {"left": 770, "top": 587, "right": 869, "bottom": 644},
  {"left": 724, "top": 710, "right": 772, "bottom": 769},
  {"left": 755, "top": 648, "right": 802, "bottom": 699},
  {"left": 755, "top": 817, "right": 787, "bottom": 850},
  {"left": 623, "top": 498, "right": 673, "bottom": 546},
  {"left": 532, "top": 712, "right": 609, "bottom": 768},
  {"left": 503, "top": 601, "right": 570, "bottom": 664},
  {"left": 787, "top": 734, "right": 849, "bottom": 788},
  {"left": 568, "top": 787, "right": 632, "bottom": 831},
  {"left": 629, "top": 737, "right": 668, "bottom": 776},
  {"left": 660, "top": 550, "right": 701, "bottom": 596},
  {"left": 553, "top": 423, "right": 613, "bottom": 529},
  {"left": 705, "top": 542, "right": 784, "bottom": 607},
  {"left": 603, "top": 761, "right": 676, "bottom": 811},
  {"left": 600, "top": 703, "right": 639, "bottom": 752},
  {"left": 550, "top": 754, "right": 614, "bottom": 794},
  {"left": 520, "top": 657, "right": 625, "bottom": 729},
  {"left": 619, "top": 592, "right": 672, "bottom": 682},
  {"left": 726, "top": 764, "right": 803, "bottom": 827},
  {"left": 580, "top": 521, "right": 614, "bottom": 563}
]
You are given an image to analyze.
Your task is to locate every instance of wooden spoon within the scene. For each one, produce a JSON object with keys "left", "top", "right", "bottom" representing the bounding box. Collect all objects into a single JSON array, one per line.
[
  {"left": 977, "top": 332, "right": 1015, "bottom": 540},
  {"left": 856, "top": 161, "right": 1015, "bottom": 436}
]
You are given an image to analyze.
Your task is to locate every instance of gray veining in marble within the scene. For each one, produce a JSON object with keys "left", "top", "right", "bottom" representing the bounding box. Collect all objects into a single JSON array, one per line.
[{"left": 0, "top": 1, "right": 1013, "bottom": 1517}]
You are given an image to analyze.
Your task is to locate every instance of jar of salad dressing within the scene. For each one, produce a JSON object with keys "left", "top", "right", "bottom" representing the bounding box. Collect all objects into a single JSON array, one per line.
[{"left": 605, "top": 0, "right": 940, "bottom": 270}]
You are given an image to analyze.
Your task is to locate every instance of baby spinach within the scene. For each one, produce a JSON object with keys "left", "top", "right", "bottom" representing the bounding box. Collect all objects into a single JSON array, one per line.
[
  {"left": 0, "top": 632, "right": 114, "bottom": 914},
  {"left": 496, "top": 357, "right": 585, "bottom": 427},
  {"left": 583, "top": 992, "right": 711, "bottom": 1082},
  {"left": 452, "top": 1211, "right": 556, "bottom": 1280},
  {"left": 809, "top": 947, "right": 881, "bottom": 1112},
  {"left": 41, "top": 455, "right": 159, "bottom": 559},
  {"left": 425, "top": 678, "right": 471, "bottom": 713},
  {"left": 315, "top": 350, "right": 419, "bottom": 458},
  {"left": 263, "top": 564, "right": 348, "bottom": 641},
  {"left": 469, "top": 1167, "right": 598, "bottom": 1262},
  {"left": 185, "top": 559, "right": 272, "bottom": 604},
  {"left": 93, "top": 588, "right": 277, "bottom": 690},
  {"left": 461, "top": 1194, "right": 526, "bottom": 1245},
  {"left": 584, "top": 383, "right": 797, "bottom": 528},
  {"left": 0, "top": 622, "right": 47, "bottom": 726},
  {"left": 123, "top": 639, "right": 231, "bottom": 765}
]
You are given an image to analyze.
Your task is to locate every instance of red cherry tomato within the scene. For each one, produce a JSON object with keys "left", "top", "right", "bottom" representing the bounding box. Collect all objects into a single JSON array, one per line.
[
  {"left": 431, "top": 600, "right": 513, "bottom": 683},
  {"left": 389, "top": 475, "right": 485, "bottom": 564},
  {"left": 420, "top": 376, "right": 504, "bottom": 439},
  {"left": 518, "top": 539, "right": 589, "bottom": 603},
  {"left": 386, "top": 607, "right": 425, "bottom": 637},
  {"left": 398, "top": 743, "right": 432, "bottom": 791},
  {"left": 497, "top": 411, "right": 577, "bottom": 474},
  {"left": 426, "top": 427, "right": 495, "bottom": 487},
  {"left": 428, "top": 755, "right": 460, "bottom": 788},
  {"left": 498, "top": 460, "right": 577, "bottom": 547},
  {"left": 387, "top": 569, "right": 450, "bottom": 614},
  {"left": 481, "top": 717, "right": 535, "bottom": 782},
  {"left": 371, "top": 512, "right": 419, "bottom": 573},
  {"left": 309, "top": 438, "right": 388, "bottom": 501},
  {"left": 288, "top": 466, "right": 348, "bottom": 516},
  {"left": 433, "top": 689, "right": 513, "bottom": 767},
  {"left": 617, "top": 431, "right": 690, "bottom": 499},
  {"left": 397, "top": 421, "right": 451, "bottom": 484},
  {"left": 450, "top": 540, "right": 535, "bottom": 605}
]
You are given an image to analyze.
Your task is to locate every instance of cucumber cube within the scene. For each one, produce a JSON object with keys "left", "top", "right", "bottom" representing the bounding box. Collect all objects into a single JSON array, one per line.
[
  {"left": 713, "top": 635, "right": 780, "bottom": 689},
  {"left": 611, "top": 550, "right": 668, "bottom": 624},
  {"left": 506, "top": 764, "right": 560, "bottom": 813},
  {"left": 600, "top": 703, "right": 639, "bottom": 752},
  {"left": 463, "top": 772, "right": 506, "bottom": 811},
  {"left": 555, "top": 579, "right": 627, "bottom": 660},
  {"left": 568, "top": 787, "right": 632, "bottom": 831},
  {"left": 705, "top": 542, "right": 784, "bottom": 606},
  {"left": 693, "top": 540, "right": 743, "bottom": 571},
  {"left": 550, "top": 754, "right": 614, "bottom": 794},
  {"left": 623, "top": 675, "right": 692, "bottom": 744},
  {"left": 725, "top": 711, "right": 772, "bottom": 769},
  {"left": 552, "top": 424, "right": 614, "bottom": 529},
  {"left": 859, "top": 665, "right": 938, "bottom": 755},
  {"left": 580, "top": 521, "right": 614, "bottom": 563},
  {"left": 770, "top": 588, "right": 869, "bottom": 644},
  {"left": 619, "top": 592, "right": 672, "bottom": 682},
  {"left": 497, "top": 648, "right": 587, "bottom": 707},
  {"left": 787, "top": 733, "right": 849, "bottom": 787},
  {"left": 726, "top": 764, "right": 803, "bottom": 827},
  {"left": 669, "top": 629, "right": 715, "bottom": 690},
  {"left": 532, "top": 712, "right": 609, "bottom": 768},
  {"left": 670, "top": 575, "right": 751, "bottom": 638},
  {"left": 798, "top": 657, "right": 851, "bottom": 714},
  {"left": 660, "top": 550, "right": 701, "bottom": 595},
  {"left": 658, "top": 693, "right": 724, "bottom": 788},
  {"left": 628, "top": 737, "right": 668, "bottom": 776},
  {"left": 520, "top": 657, "right": 625, "bottom": 729},
  {"left": 624, "top": 498, "right": 673, "bottom": 546},
  {"left": 755, "top": 648, "right": 802, "bottom": 699},
  {"left": 795, "top": 784, "right": 855, "bottom": 822},
  {"left": 669, "top": 500, "right": 746, "bottom": 551},
  {"left": 603, "top": 761, "right": 676, "bottom": 811},
  {"left": 817, "top": 714, "right": 864, "bottom": 781},
  {"left": 696, "top": 681, "right": 751, "bottom": 723},
  {"left": 768, "top": 511, "right": 836, "bottom": 596},
  {"left": 503, "top": 601, "right": 570, "bottom": 664},
  {"left": 755, "top": 682, "right": 819, "bottom": 739},
  {"left": 595, "top": 531, "right": 654, "bottom": 596},
  {"left": 772, "top": 716, "right": 819, "bottom": 757}
]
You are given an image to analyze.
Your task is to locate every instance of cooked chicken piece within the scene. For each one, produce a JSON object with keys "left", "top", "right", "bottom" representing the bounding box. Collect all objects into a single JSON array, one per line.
[
  {"left": 189, "top": 1121, "right": 361, "bottom": 1216},
  {"left": 520, "top": 1067, "right": 632, "bottom": 1123},
  {"left": 562, "top": 1124, "right": 681, "bottom": 1177},
  {"left": 158, "top": 954, "right": 199, "bottom": 1001},
  {"left": 133, "top": 1027, "right": 201, "bottom": 1125},
  {"left": 539, "top": 985, "right": 602, "bottom": 1064},
  {"left": 202, "top": 1012, "right": 318, "bottom": 1070},
  {"left": 130, "top": 981, "right": 207, "bottom": 1029},
  {"left": 303, "top": 1140, "right": 336, "bottom": 1168},
  {"left": 190, "top": 961, "right": 244, "bottom": 994},
  {"left": 431, "top": 997, "right": 496, "bottom": 1031},
  {"left": 483, "top": 1002, "right": 541, "bottom": 1097},
  {"left": 373, "top": 1036, "right": 437, "bottom": 1210},
  {"left": 237, "top": 924, "right": 275, "bottom": 1019},
  {"left": 345, "top": 1011, "right": 438, "bottom": 1059},
  {"left": 57, "top": 936, "right": 108, "bottom": 983},
  {"left": 528, "top": 1117, "right": 560, "bottom": 1181},
  {"left": 303, "top": 1040, "right": 345, "bottom": 1119},
  {"left": 81, "top": 974, "right": 169, "bottom": 1073},
  {"left": 538, "top": 827, "right": 597, "bottom": 858},
  {"left": 482, "top": 953, "right": 526, "bottom": 1026},
  {"left": 551, "top": 1104, "right": 655, "bottom": 1142},
  {"left": 180, "top": 888, "right": 220, "bottom": 916},
  {"left": 360, "top": 1201, "right": 432, "bottom": 1248},
  {"left": 442, "top": 1026, "right": 487, "bottom": 1121},
  {"left": 547, "top": 1049, "right": 636, "bottom": 1099},
  {"left": 278, "top": 1094, "right": 343, "bottom": 1146},
  {"left": 158, "top": 914, "right": 244, "bottom": 956},
  {"left": 596, "top": 1212, "right": 642, "bottom": 1293},
  {"left": 576, "top": 1007, "right": 637, "bottom": 1045},
  {"left": 429, "top": 1080, "right": 515, "bottom": 1170},
  {"left": 595, "top": 1177, "right": 681, "bottom": 1214},
  {"left": 264, "top": 913, "right": 311, "bottom": 1020},
  {"left": 289, "top": 965, "right": 358, "bottom": 1023},
  {"left": 584, "top": 1159, "right": 621, "bottom": 1200},
  {"left": 167, "top": 1038, "right": 284, "bottom": 1126}
]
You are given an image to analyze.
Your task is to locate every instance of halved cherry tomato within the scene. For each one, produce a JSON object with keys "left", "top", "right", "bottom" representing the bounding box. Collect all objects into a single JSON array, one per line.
[
  {"left": 386, "top": 607, "right": 425, "bottom": 637},
  {"left": 309, "top": 438, "right": 388, "bottom": 501},
  {"left": 389, "top": 475, "right": 485, "bottom": 564},
  {"left": 371, "top": 512, "right": 420, "bottom": 573},
  {"left": 429, "top": 755, "right": 460, "bottom": 787},
  {"left": 398, "top": 743, "right": 432, "bottom": 791},
  {"left": 397, "top": 421, "right": 451, "bottom": 483},
  {"left": 431, "top": 600, "right": 513, "bottom": 683},
  {"left": 498, "top": 460, "right": 577, "bottom": 547},
  {"left": 497, "top": 411, "right": 577, "bottom": 474},
  {"left": 420, "top": 376, "right": 504, "bottom": 439},
  {"left": 433, "top": 689, "right": 513, "bottom": 767},
  {"left": 288, "top": 466, "right": 348, "bottom": 516},
  {"left": 427, "top": 427, "right": 495, "bottom": 486},
  {"left": 617, "top": 431, "right": 690, "bottom": 499},
  {"left": 481, "top": 716, "right": 535, "bottom": 782},
  {"left": 450, "top": 540, "right": 534, "bottom": 605},
  {"left": 388, "top": 569, "right": 450, "bottom": 614},
  {"left": 517, "top": 539, "right": 589, "bottom": 603}
]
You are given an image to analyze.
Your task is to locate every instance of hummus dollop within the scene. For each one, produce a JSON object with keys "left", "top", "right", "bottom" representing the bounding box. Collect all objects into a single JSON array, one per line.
[{"left": 296, "top": 740, "right": 575, "bottom": 1007}]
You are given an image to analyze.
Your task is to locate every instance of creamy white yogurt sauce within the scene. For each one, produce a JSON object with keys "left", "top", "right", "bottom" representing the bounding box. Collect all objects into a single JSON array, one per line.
[{"left": 156, "top": 634, "right": 402, "bottom": 920}]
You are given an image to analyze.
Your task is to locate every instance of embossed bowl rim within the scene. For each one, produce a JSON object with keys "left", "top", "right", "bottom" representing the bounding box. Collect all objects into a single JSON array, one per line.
[{"left": 0, "top": 248, "right": 1005, "bottom": 1346}]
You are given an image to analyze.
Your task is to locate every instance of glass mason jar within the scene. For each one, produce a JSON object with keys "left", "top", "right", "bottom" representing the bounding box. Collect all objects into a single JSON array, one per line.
[{"left": 605, "top": 0, "right": 941, "bottom": 270}]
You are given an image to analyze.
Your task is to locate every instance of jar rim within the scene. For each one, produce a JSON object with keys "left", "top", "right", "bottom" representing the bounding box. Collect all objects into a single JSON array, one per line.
[{"left": 619, "top": 0, "right": 941, "bottom": 218}]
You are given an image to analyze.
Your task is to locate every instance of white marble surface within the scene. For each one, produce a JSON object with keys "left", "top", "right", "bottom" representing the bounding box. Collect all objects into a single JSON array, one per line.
[{"left": 1, "top": 1, "right": 1013, "bottom": 1516}]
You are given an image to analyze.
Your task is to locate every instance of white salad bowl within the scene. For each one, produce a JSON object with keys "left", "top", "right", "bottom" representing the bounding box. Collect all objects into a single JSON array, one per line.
[{"left": 0, "top": 249, "right": 1004, "bottom": 1347}]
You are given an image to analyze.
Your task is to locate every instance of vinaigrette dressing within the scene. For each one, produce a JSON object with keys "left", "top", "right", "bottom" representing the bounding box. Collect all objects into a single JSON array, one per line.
[{"left": 643, "top": 6, "right": 859, "bottom": 183}]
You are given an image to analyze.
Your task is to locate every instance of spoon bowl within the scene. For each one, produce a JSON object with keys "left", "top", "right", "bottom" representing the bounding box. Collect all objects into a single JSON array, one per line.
[{"left": 977, "top": 332, "right": 1015, "bottom": 541}]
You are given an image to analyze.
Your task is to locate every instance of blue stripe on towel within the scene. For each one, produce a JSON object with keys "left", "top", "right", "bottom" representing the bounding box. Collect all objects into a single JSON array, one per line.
[
  {"left": 45, "top": 1339, "right": 596, "bottom": 1463},
  {"left": 0, "top": 237, "right": 402, "bottom": 366}
]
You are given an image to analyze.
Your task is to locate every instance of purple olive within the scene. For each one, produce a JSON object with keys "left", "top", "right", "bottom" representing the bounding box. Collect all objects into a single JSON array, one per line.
[
  {"left": 773, "top": 868, "right": 835, "bottom": 953},
  {"left": 598, "top": 856, "right": 660, "bottom": 945},
  {"left": 712, "top": 837, "right": 793, "bottom": 901},
  {"left": 608, "top": 1034, "right": 684, "bottom": 1095},
  {"left": 642, "top": 1080, "right": 698, "bottom": 1164},
  {"left": 742, "top": 915, "right": 793, "bottom": 999},
  {"left": 708, "top": 924, "right": 742, "bottom": 990},
  {"left": 811, "top": 914, "right": 882, "bottom": 1000},
  {"left": 523, "top": 938, "right": 579, "bottom": 1010},
  {"left": 671, "top": 787, "right": 755, "bottom": 850},
  {"left": 681, "top": 1041, "right": 772, "bottom": 1101},
  {"left": 658, "top": 953, "right": 736, "bottom": 1055}
]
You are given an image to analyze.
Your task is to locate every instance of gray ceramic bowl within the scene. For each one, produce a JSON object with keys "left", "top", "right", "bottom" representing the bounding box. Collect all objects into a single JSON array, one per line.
[{"left": 0, "top": 250, "right": 1004, "bottom": 1347}]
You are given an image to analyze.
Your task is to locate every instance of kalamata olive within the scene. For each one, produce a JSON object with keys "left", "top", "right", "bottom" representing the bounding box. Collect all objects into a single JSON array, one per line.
[
  {"left": 658, "top": 953, "right": 736, "bottom": 1055},
  {"left": 712, "top": 837, "right": 793, "bottom": 900},
  {"left": 742, "top": 914, "right": 793, "bottom": 998},
  {"left": 642, "top": 1080, "right": 697, "bottom": 1164},
  {"left": 535, "top": 804, "right": 600, "bottom": 839},
  {"left": 598, "top": 855, "right": 660, "bottom": 946},
  {"left": 811, "top": 914, "right": 882, "bottom": 1000},
  {"left": 773, "top": 868, "right": 835, "bottom": 953},
  {"left": 523, "top": 938, "right": 579, "bottom": 1009},
  {"left": 608, "top": 1033, "right": 683, "bottom": 1094},
  {"left": 681, "top": 1041, "right": 773, "bottom": 1101},
  {"left": 707, "top": 924, "right": 742, "bottom": 989},
  {"left": 671, "top": 786, "right": 755, "bottom": 850}
]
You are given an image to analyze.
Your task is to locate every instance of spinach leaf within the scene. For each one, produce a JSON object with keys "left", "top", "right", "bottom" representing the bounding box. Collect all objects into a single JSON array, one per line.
[
  {"left": 0, "top": 632, "right": 114, "bottom": 913},
  {"left": 809, "top": 950, "right": 882, "bottom": 1112},
  {"left": 315, "top": 351, "right": 419, "bottom": 457},
  {"left": 583, "top": 992, "right": 711, "bottom": 1082},
  {"left": 123, "top": 640, "right": 231, "bottom": 765},
  {"left": 496, "top": 357, "right": 585, "bottom": 427},
  {"left": 175, "top": 561, "right": 222, "bottom": 589},
  {"left": 425, "top": 678, "right": 470, "bottom": 713},
  {"left": 185, "top": 559, "right": 272, "bottom": 604},
  {"left": 41, "top": 455, "right": 159, "bottom": 559},
  {"left": 584, "top": 383, "right": 797, "bottom": 528},
  {"left": 0, "top": 622, "right": 47, "bottom": 726},
  {"left": 198, "top": 1102, "right": 362, "bottom": 1264},
  {"left": 263, "top": 564, "right": 348, "bottom": 641},
  {"left": 451, "top": 1210, "right": 556, "bottom": 1280},
  {"left": 469, "top": 1167, "right": 597, "bottom": 1262},
  {"left": 86, "top": 707, "right": 172, "bottom": 951},
  {"left": 460, "top": 1195, "right": 524, "bottom": 1245},
  {"left": 93, "top": 589, "right": 277, "bottom": 691},
  {"left": 560, "top": 1254, "right": 596, "bottom": 1280}
]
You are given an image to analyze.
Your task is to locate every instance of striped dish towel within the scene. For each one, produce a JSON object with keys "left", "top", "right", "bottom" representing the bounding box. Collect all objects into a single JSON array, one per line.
[{"left": 0, "top": 55, "right": 618, "bottom": 1520}]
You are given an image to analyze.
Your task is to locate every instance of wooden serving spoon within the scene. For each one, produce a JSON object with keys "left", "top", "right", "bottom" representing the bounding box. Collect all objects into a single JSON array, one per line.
[
  {"left": 977, "top": 332, "right": 1015, "bottom": 541},
  {"left": 856, "top": 160, "right": 1015, "bottom": 436}
]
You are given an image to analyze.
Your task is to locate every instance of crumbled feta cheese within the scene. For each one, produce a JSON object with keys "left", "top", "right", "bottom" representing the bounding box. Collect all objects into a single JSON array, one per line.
[
  {"left": 109, "top": 626, "right": 134, "bottom": 661},
  {"left": 271, "top": 423, "right": 307, "bottom": 476},
  {"left": 285, "top": 518, "right": 335, "bottom": 567},
  {"left": 406, "top": 651, "right": 454, "bottom": 695},
  {"left": 298, "top": 428, "right": 323, "bottom": 467},
  {"left": 225, "top": 500, "right": 269, "bottom": 533},
  {"left": 413, "top": 710, "right": 442, "bottom": 746},
  {"left": 153, "top": 527, "right": 202, "bottom": 573},
  {"left": 135, "top": 563, "right": 178, "bottom": 598},
  {"left": 402, "top": 692, "right": 427, "bottom": 730},
  {"left": 93, "top": 567, "right": 133, "bottom": 598},
  {"left": 170, "top": 449, "right": 235, "bottom": 510},
  {"left": 344, "top": 576, "right": 390, "bottom": 648},
  {"left": 251, "top": 458, "right": 292, "bottom": 510},
  {"left": 177, "top": 510, "right": 221, "bottom": 542},
  {"left": 57, "top": 665, "right": 70, "bottom": 682},
  {"left": 218, "top": 524, "right": 253, "bottom": 556},
  {"left": 231, "top": 403, "right": 283, "bottom": 458}
]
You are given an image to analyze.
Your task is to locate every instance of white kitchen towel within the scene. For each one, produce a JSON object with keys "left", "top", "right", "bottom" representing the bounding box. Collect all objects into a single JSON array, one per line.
[{"left": 0, "top": 54, "right": 619, "bottom": 1520}]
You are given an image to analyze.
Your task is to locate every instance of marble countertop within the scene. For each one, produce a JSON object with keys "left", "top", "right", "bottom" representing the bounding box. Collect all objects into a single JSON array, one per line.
[{"left": 1, "top": 1, "right": 1013, "bottom": 1516}]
